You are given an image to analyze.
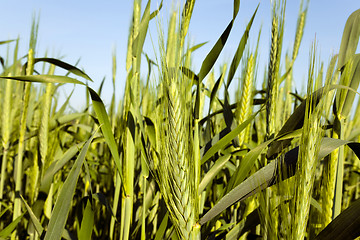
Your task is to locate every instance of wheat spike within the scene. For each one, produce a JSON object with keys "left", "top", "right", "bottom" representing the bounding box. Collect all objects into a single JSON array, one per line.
[
  {"left": 154, "top": 36, "right": 198, "bottom": 236},
  {"left": 266, "top": 15, "right": 279, "bottom": 138},
  {"left": 292, "top": 43, "right": 326, "bottom": 240},
  {"left": 292, "top": 10, "right": 306, "bottom": 62},
  {"left": 161, "top": 79, "right": 196, "bottom": 239},
  {"left": 236, "top": 54, "right": 254, "bottom": 145}
]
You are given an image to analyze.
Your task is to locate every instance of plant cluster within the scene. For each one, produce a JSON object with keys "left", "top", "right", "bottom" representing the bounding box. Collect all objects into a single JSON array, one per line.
[{"left": 1, "top": 0, "right": 360, "bottom": 239}]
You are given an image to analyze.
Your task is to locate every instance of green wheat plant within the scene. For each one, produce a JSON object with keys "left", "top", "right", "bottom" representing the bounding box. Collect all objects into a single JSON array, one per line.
[{"left": 1, "top": 0, "right": 360, "bottom": 239}]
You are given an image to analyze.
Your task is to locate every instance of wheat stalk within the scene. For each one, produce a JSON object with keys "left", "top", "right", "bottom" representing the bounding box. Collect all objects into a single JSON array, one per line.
[
  {"left": 12, "top": 48, "right": 34, "bottom": 239},
  {"left": 0, "top": 75, "right": 13, "bottom": 214}
]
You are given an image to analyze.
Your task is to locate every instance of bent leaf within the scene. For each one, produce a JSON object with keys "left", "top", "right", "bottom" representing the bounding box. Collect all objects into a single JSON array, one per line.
[
  {"left": 32, "top": 58, "right": 92, "bottom": 81},
  {"left": 200, "top": 137, "right": 360, "bottom": 225}
]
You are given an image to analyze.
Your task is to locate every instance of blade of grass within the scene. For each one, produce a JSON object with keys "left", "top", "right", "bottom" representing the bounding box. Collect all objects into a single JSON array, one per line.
[
  {"left": 0, "top": 212, "right": 26, "bottom": 238},
  {"left": 44, "top": 128, "right": 98, "bottom": 240},
  {"left": 78, "top": 199, "right": 95, "bottom": 240},
  {"left": 226, "top": 4, "right": 258, "bottom": 89},
  {"left": 201, "top": 109, "right": 261, "bottom": 164}
]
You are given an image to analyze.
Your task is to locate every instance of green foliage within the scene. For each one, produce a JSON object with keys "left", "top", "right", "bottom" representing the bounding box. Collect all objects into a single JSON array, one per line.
[{"left": 1, "top": 1, "right": 360, "bottom": 240}]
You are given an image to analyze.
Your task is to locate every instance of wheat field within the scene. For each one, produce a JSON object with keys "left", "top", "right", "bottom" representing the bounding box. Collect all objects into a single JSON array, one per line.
[{"left": 1, "top": 0, "right": 360, "bottom": 239}]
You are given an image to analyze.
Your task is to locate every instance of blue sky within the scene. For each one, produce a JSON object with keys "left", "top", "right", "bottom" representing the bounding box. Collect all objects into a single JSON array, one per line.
[{"left": 1, "top": 1, "right": 359, "bottom": 110}]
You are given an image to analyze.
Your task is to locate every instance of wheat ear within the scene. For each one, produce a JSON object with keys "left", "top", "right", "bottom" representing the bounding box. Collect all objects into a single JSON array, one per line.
[{"left": 157, "top": 77, "right": 198, "bottom": 239}]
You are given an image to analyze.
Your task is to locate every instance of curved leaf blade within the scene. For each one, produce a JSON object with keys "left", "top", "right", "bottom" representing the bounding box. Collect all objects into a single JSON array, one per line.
[
  {"left": 0, "top": 213, "right": 26, "bottom": 238},
  {"left": 199, "top": 160, "right": 275, "bottom": 225},
  {"left": 338, "top": 9, "right": 360, "bottom": 70},
  {"left": 33, "top": 58, "right": 92, "bottom": 81},
  {"left": 198, "top": 20, "right": 234, "bottom": 81},
  {"left": 44, "top": 129, "right": 98, "bottom": 240},
  {"left": 199, "top": 155, "right": 231, "bottom": 193},
  {"left": 87, "top": 87, "right": 124, "bottom": 183},
  {"left": 315, "top": 197, "right": 360, "bottom": 240},
  {"left": 226, "top": 4, "right": 259, "bottom": 88},
  {"left": 200, "top": 137, "right": 360, "bottom": 225},
  {"left": 201, "top": 110, "right": 260, "bottom": 164},
  {"left": 0, "top": 75, "right": 86, "bottom": 85}
]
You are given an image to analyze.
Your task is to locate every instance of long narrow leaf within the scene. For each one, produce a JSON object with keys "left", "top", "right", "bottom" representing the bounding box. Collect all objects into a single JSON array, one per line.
[
  {"left": 0, "top": 213, "right": 25, "bottom": 238},
  {"left": 78, "top": 199, "right": 95, "bottom": 240},
  {"left": 200, "top": 137, "right": 360, "bottom": 225},
  {"left": 87, "top": 87, "right": 125, "bottom": 192},
  {"left": 44, "top": 129, "right": 98, "bottom": 240},
  {"left": 20, "top": 195, "right": 44, "bottom": 236},
  {"left": 198, "top": 20, "right": 234, "bottom": 81},
  {"left": 0, "top": 75, "right": 85, "bottom": 85},
  {"left": 32, "top": 58, "right": 92, "bottom": 81},
  {"left": 226, "top": 4, "right": 258, "bottom": 88},
  {"left": 316, "top": 197, "right": 360, "bottom": 240},
  {"left": 338, "top": 9, "right": 360, "bottom": 70},
  {"left": 201, "top": 110, "right": 261, "bottom": 164}
]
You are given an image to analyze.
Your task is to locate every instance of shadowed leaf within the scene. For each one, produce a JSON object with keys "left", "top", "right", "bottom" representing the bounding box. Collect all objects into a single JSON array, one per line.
[
  {"left": 198, "top": 20, "right": 234, "bottom": 81},
  {"left": 226, "top": 4, "right": 258, "bottom": 89},
  {"left": 316, "top": 197, "right": 360, "bottom": 240},
  {"left": 30, "top": 58, "right": 92, "bottom": 81},
  {"left": 200, "top": 137, "right": 360, "bottom": 225}
]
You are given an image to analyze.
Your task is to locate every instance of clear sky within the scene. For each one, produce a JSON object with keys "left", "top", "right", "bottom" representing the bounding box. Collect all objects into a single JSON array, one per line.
[{"left": 1, "top": 1, "right": 359, "bottom": 111}]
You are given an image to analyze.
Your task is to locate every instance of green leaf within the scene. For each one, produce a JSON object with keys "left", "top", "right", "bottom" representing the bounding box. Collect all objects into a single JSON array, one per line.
[
  {"left": 181, "top": 66, "right": 199, "bottom": 82},
  {"left": 0, "top": 206, "right": 10, "bottom": 219},
  {"left": 0, "top": 39, "right": 16, "bottom": 45},
  {"left": 198, "top": 20, "right": 234, "bottom": 81},
  {"left": 183, "top": 41, "right": 208, "bottom": 58},
  {"left": 44, "top": 129, "right": 98, "bottom": 240},
  {"left": 200, "top": 137, "right": 360, "bottom": 225},
  {"left": 20, "top": 195, "right": 44, "bottom": 236},
  {"left": 144, "top": 116, "right": 156, "bottom": 148},
  {"left": 0, "top": 212, "right": 26, "bottom": 237},
  {"left": 154, "top": 212, "right": 169, "bottom": 240},
  {"left": 267, "top": 85, "right": 356, "bottom": 159},
  {"left": 226, "top": 4, "right": 258, "bottom": 89},
  {"left": 315, "top": 197, "right": 360, "bottom": 240},
  {"left": 199, "top": 155, "right": 231, "bottom": 193},
  {"left": 32, "top": 58, "right": 92, "bottom": 81},
  {"left": 150, "top": 0, "right": 163, "bottom": 19},
  {"left": 337, "top": 54, "right": 360, "bottom": 118},
  {"left": 40, "top": 142, "right": 85, "bottom": 193},
  {"left": 201, "top": 109, "right": 260, "bottom": 164},
  {"left": 233, "top": 0, "right": 240, "bottom": 20},
  {"left": 133, "top": 0, "right": 151, "bottom": 62},
  {"left": 225, "top": 139, "right": 273, "bottom": 195},
  {"left": 180, "top": 0, "right": 196, "bottom": 41},
  {"left": 0, "top": 75, "right": 86, "bottom": 85},
  {"left": 338, "top": 9, "right": 360, "bottom": 70},
  {"left": 87, "top": 87, "right": 125, "bottom": 192},
  {"left": 78, "top": 199, "right": 95, "bottom": 240},
  {"left": 199, "top": 158, "right": 271, "bottom": 226}
]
